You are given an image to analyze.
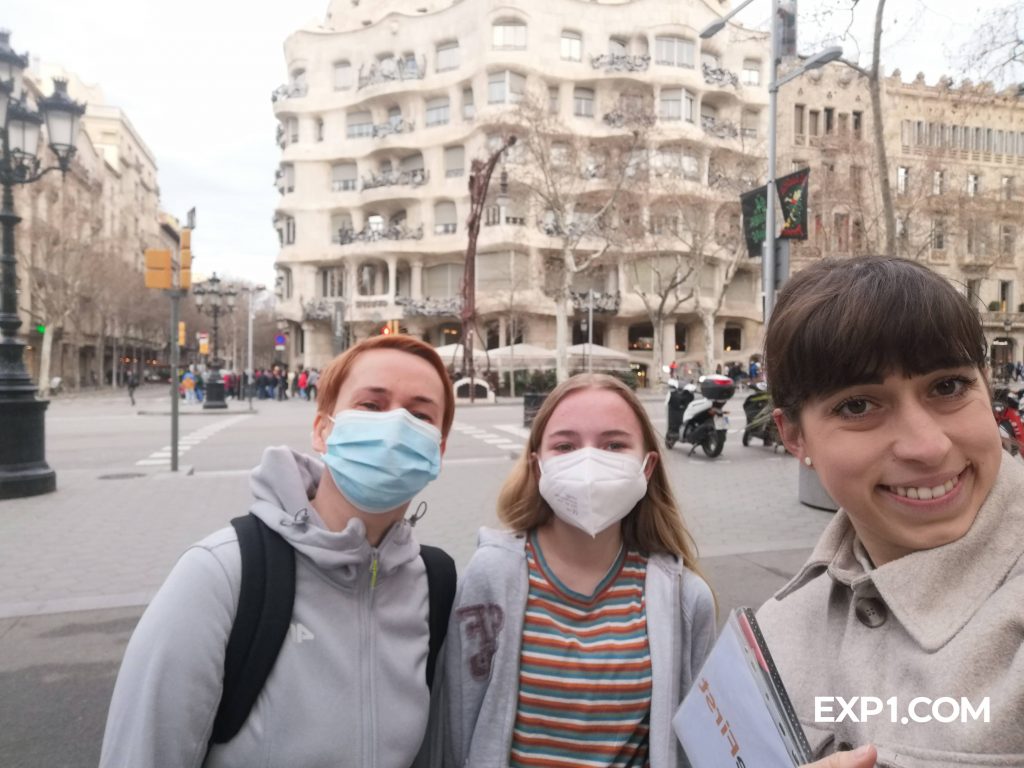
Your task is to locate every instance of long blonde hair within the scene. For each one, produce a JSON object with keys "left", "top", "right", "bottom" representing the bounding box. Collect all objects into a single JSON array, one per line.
[{"left": 497, "top": 374, "right": 705, "bottom": 575}]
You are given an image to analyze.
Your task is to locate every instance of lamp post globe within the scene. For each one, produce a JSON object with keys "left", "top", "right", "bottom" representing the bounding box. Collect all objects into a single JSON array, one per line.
[
  {"left": 194, "top": 271, "right": 235, "bottom": 410},
  {"left": 0, "top": 30, "right": 84, "bottom": 499}
]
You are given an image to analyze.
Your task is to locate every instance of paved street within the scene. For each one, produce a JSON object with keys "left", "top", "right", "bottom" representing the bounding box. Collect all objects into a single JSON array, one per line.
[{"left": 0, "top": 384, "right": 832, "bottom": 767}]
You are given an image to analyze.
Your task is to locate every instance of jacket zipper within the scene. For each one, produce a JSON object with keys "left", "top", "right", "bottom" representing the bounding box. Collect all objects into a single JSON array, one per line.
[{"left": 365, "top": 548, "right": 379, "bottom": 767}]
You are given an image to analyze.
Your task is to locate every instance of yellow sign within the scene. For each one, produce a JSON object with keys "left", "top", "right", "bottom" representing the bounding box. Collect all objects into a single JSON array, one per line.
[
  {"left": 144, "top": 249, "right": 172, "bottom": 289},
  {"left": 198, "top": 332, "right": 209, "bottom": 356},
  {"left": 178, "top": 321, "right": 186, "bottom": 347}
]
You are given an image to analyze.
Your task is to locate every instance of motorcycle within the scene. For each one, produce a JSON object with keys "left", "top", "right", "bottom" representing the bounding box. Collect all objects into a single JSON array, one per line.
[
  {"left": 665, "top": 375, "right": 735, "bottom": 458},
  {"left": 741, "top": 381, "right": 779, "bottom": 448},
  {"left": 993, "top": 387, "right": 1024, "bottom": 456}
]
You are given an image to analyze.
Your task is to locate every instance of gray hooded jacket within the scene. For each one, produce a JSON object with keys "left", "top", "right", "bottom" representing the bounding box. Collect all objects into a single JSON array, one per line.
[
  {"left": 443, "top": 527, "right": 716, "bottom": 767},
  {"left": 100, "top": 446, "right": 438, "bottom": 768}
]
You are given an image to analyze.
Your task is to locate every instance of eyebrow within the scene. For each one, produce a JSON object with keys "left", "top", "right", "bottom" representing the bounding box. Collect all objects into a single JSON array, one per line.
[
  {"left": 546, "top": 429, "right": 633, "bottom": 439},
  {"left": 352, "top": 386, "right": 439, "bottom": 407}
]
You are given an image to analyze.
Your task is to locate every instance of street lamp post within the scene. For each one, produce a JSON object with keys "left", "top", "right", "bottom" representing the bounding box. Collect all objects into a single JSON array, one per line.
[
  {"left": 193, "top": 272, "right": 237, "bottom": 410},
  {"left": 0, "top": 31, "right": 85, "bottom": 499},
  {"left": 701, "top": 3, "right": 842, "bottom": 323},
  {"left": 244, "top": 284, "right": 265, "bottom": 411},
  {"left": 462, "top": 136, "right": 515, "bottom": 403}
]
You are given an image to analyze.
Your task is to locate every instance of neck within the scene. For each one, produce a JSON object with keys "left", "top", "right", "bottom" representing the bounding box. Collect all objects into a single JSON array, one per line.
[
  {"left": 310, "top": 474, "right": 405, "bottom": 546},
  {"left": 536, "top": 518, "right": 624, "bottom": 594}
]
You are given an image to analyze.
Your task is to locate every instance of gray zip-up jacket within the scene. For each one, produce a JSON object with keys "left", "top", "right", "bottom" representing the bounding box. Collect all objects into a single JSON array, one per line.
[
  {"left": 443, "top": 527, "right": 716, "bottom": 767},
  {"left": 100, "top": 446, "right": 439, "bottom": 768}
]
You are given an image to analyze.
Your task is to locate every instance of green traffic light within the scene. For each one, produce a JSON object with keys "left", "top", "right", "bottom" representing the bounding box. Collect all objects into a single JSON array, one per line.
[{"left": 36, "top": 324, "right": 46, "bottom": 334}]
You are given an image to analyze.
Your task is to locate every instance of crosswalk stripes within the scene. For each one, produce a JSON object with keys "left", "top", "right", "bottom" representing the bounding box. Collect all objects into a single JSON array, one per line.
[{"left": 136, "top": 414, "right": 252, "bottom": 467}]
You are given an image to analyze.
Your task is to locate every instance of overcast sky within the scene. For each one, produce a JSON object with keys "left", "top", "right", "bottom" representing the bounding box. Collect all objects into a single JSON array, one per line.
[{"left": 6, "top": 0, "right": 1015, "bottom": 288}]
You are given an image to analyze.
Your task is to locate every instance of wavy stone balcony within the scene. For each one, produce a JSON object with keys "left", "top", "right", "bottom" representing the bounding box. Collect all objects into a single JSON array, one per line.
[
  {"left": 571, "top": 290, "right": 621, "bottom": 313},
  {"left": 395, "top": 296, "right": 462, "bottom": 317},
  {"left": 337, "top": 223, "right": 424, "bottom": 246},
  {"left": 702, "top": 63, "right": 740, "bottom": 89},
  {"left": 701, "top": 116, "right": 739, "bottom": 139},
  {"left": 272, "top": 84, "right": 307, "bottom": 102},
  {"left": 372, "top": 119, "right": 415, "bottom": 139},
  {"left": 358, "top": 57, "right": 427, "bottom": 90},
  {"left": 590, "top": 53, "right": 651, "bottom": 73},
  {"left": 362, "top": 168, "right": 429, "bottom": 190}
]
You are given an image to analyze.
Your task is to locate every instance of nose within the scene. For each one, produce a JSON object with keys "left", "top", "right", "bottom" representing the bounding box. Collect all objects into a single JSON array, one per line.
[{"left": 889, "top": 398, "right": 953, "bottom": 465}]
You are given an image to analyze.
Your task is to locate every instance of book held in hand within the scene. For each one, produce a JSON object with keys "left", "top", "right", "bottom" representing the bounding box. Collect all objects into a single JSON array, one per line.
[{"left": 672, "top": 607, "right": 812, "bottom": 767}]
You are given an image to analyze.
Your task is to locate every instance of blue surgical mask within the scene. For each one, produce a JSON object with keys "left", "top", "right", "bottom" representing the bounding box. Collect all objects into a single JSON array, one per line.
[{"left": 320, "top": 408, "right": 442, "bottom": 513}]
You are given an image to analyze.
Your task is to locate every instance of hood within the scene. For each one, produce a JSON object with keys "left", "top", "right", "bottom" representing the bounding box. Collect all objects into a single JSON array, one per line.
[{"left": 248, "top": 446, "right": 420, "bottom": 585}]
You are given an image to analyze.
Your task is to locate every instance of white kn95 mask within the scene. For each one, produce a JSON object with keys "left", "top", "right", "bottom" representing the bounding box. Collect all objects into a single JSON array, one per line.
[{"left": 538, "top": 447, "right": 650, "bottom": 537}]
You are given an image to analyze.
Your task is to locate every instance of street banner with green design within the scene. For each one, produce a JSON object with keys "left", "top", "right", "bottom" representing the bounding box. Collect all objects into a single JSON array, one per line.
[
  {"left": 740, "top": 185, "right": 767, "bottom": 258},
  {"left": 778, "top": 168, "right": 810, "bottom": 240}
]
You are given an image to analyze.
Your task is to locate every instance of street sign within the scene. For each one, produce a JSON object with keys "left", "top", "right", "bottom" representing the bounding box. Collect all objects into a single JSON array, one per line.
[
  {"left": 198, "top": 332, "right": 210, "bottom": 356},
  {"left": 275, "top": 333, "right": 286, "bottom": 351}
]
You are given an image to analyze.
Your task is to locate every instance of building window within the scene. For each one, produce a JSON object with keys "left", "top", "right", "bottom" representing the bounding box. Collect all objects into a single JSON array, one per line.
[
  {"left": 573, "top": 87, "right": 594, "bottom": 117},
  {"left": 808, "top": 109, "right": 820, "bottom": 138},
  {"left": 330, "top": 212, "right": 353, "bottom": 243},
  {"left": 852, "top": 111, "right": 863, "bottom": 140},
  {"left": 278, "top": 216, "right": 296, "bottom": 246},
  {"left": 1003, "top": 176, "right": 1015, "bottom": 201},
  {"left": 653, "top": 35, "right": 695, "bottom": 68},
  {"left": 318, "top": 268, "right": 345, "bottom": 298},
  {"left": 967, "top": 173, "right": 980, "bottom": 197},
  {"left": 436, "top": 41, "right": 460, "bottom": 72},
  {"left": 287, "top": 117, "right": 299, "bottom": 144},
  {"left": 608, "top": 37, "right": 628, "bottom": 57},
  {"left": 462, "top": 87, "right": 475, "bottom": 120},
  {"left": 548, "top": 85, "right": 560, "bottom": 115},
  {"left": 492, "top": 19, "right": 527, "bottom": 50},
  {"left": 1002, "top": 225, "right": 1017, "bottom": 257},
  {"left": 851, "top": 165, "right": 863, "bottom": 195},
  {"left": 315, "top": 117, "right": 324, "bottom": 142},
  {"left": 346, "top": 110, "right": 373, "bottom": 138},
  {"left": 331, "top": 163, "right": 358, "bottom": 192},
  {"left": 333, "top": 60, "right": 353, "bottom": 90},
  {"left": 1000, "top": 280, "right": 1013, "bottom": 310},
  {"left": 277, "top": 268, "right": 293, "bottom": 300},
  {"left": 488, "top": 70, "right": 526, "bottom": 104},
  {"left": 742, "top": 59, "right": 761, "bottom": 85},
  {"left": 659, "top": 88, "right": 682, "bottom": 121},
  {"left": 897, "top": 166, "right": 909, "bottom": 195},
  {"left": 833, "top": 213, "right": 850, "bottom": 252},
  {"left": 967, "top": 279, "right": 982, "bottom": 307},
  {"left": 932, "top": 170, "right": 944, "bottom": 196},
  {"left": 425, "top": 96, "right": 450, "bottom": 127},
  {"left": 723, "top": 326, "right": 742, "bottom": 352},
  {"left": 932, "top": 217, "right": 945, "bottom": 250},
  {"left": 434, "top": 201, "right": 458, "bottom": 235},
  {"left": 561, "top": 30, "right": 582, "bottom": 61},
  {"left": 279, "top": 164, "right": 295, "bottom": 194},
  {"left": 444, "top": 145, "right": 465, "bottom": 177},
  {"left": 741, "top": 110, "right": 759, "bottom": 139},
  {"left": 824, "top": 107, "right": 835, "bottom": 134}
]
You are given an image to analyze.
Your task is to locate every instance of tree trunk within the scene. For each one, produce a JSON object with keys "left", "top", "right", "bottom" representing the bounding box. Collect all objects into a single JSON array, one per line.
[
  {"left": 554, "top": 285, "right": 570, "bottom": 384},
  {"left": 111, "top": 335, "right": 118, "bottom": 389},
  {"left": 651, "top": 313, "right": 665, "bottom": 388},
  {"left": 38, "top": 328, "right": 55, "bottom": 397},
  {"left": 701, "top": 310, "right": 716, "bottom": 375},
  {"left": 94, "top": 321, "right": 105, "bottom": 389},
  {"left": 870, "top": 0, "right": 897, "bottom": 255}
]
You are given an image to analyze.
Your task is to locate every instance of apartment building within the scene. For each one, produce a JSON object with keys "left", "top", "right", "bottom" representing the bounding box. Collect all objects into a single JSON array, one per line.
[
  {"left": 777, "top": 62, "right": 1024, "bottom": 369},
  {"left": 272, "top": 0, "right": 771, "bottom": 383}
]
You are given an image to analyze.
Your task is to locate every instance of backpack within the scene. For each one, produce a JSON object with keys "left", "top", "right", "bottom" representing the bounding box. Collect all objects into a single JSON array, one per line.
[{"left": 210, "top": 513, "right": 457, "bottom": 745}]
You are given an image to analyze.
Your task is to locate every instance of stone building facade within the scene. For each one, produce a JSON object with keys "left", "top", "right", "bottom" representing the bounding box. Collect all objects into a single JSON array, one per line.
[
  {"left": 775, "top": 61, "right": 1024, "bottom": 370},
  {"left": 272, "top": 0, "right": 771, "bottom": 384}
]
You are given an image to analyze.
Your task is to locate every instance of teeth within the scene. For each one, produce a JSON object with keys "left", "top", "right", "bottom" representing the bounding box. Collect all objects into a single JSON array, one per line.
[{"left": 889, "top": 475, "right": 959, "bottom": 500}]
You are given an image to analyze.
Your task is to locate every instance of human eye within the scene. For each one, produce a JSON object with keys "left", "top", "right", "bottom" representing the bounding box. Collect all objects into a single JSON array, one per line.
[
  {"left": 605, "top": 440, "right": 629, "bottom": 451},
  {"left": 551, "top": 442, "right": 575, "bottom": 453},
  {"left": 931, "top": 375, "right": 974, "bottom": 399},
  {"left": 412, "top": 411, "right": 436, "bottom": 423},
  {"left": 832, "top": 397, "right": 875, "bottom": 419},
  {"left": 356, "top": 401, "right": 382, "bottom": 411}
]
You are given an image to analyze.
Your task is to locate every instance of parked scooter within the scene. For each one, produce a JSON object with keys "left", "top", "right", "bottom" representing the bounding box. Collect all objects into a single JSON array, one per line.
[
  {"left": 665, "top": 374, "right": 735, "bottom": 458},
  {"left": 741, "top": 381, "right": 779, "bottom": 448},
  {"left": 993, "top": 387, "right": 1024, "bottom": 457}
]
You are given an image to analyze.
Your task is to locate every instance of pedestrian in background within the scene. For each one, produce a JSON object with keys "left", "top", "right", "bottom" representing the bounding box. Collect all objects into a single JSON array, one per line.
[
  {"left": 100, "top": 335, "right": 458, "bottom": 767},
  {"left": 126, "top": 370, "right": 138, "bottom": 406},
  {"left": 308, "top": 368, "right": 320, "bottom": 401},
  {"left": 298, "top": 368, "right": 309, "bottom": 400},
  {"left": 444, "top": 373, "right": 715, "bottom": 767},
  {"left": 759, "top": 256, "right": 1024, "bottom": 765}
]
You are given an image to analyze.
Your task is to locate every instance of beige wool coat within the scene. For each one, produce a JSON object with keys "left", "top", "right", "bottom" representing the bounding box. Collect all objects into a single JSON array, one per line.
[{"left": 757, "top": 453, "right": 1024, "bottom": 767}]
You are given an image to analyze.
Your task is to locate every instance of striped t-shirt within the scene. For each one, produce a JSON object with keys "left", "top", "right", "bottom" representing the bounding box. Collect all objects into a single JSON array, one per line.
[{"left": 508, "top": 531, "right": 652, "bottom": 768}]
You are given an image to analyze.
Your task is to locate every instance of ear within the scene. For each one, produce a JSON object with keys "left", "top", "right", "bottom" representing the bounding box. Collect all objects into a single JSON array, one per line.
[
  {"left": 642, "top": 450, "right": 658, "bottom": 481},
  {"left": 311, "top": 412, "right": 331, "bottom": 454},
  {"left": 773, "top": 407, "right": 806, "bottom": 461}
]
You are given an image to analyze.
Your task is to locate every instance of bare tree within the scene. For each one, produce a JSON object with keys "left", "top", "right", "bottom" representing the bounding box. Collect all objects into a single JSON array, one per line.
[
  {"left": 502, "top": 95, "right": 653, "bottom": 382},
  {"left": 956, "top": 3, "right": 1024, "bottom": 88}
]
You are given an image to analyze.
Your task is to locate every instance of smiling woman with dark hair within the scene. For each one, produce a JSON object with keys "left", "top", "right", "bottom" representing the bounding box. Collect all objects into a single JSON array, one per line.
[{"left": 757, "top": 256, "right": 1024, "bottom": 767}]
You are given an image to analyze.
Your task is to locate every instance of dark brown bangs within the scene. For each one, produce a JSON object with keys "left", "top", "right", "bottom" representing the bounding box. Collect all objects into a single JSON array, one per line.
[{"left": 766, "top": 257, "right": 986, "bottom": 418}]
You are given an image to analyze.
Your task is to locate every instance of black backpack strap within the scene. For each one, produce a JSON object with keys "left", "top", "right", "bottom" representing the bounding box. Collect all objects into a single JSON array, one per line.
[
  {"left": 419, "top": 544, "right": 457, "bottom": 690},
  {"left": 211, "top": 514, "right": 296, "bottom": 744}
]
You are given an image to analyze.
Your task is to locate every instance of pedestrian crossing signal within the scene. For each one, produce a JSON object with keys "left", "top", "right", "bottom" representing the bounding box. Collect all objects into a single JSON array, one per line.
[
  {"left": 144, "top": 249, "right": 173, "bottom": 289},
  {"left": 381, "top": 325, "right": 392, "bottom": 335}
]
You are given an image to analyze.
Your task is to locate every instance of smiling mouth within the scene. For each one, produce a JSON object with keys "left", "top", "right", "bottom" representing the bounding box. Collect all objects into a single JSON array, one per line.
[{"left": 883, "top": 468, "right": 967, "bottom": 501}]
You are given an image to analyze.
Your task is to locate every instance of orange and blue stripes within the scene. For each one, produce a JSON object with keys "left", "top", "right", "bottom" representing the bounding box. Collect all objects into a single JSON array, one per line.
[{"left": 509, "top": 532, "right": 652, "bottom": 767}]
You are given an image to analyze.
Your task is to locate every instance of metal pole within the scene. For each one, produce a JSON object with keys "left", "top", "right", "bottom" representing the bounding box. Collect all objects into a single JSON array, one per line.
[
  {"left": 764, "top": 0, "right": 780, "bottom": 323},
  {"left": 247, "top": 288, "right": 255, "bottom": 412},
  {"left": 587, "top": 289, "right": 594, "bottom": 374},
  {"left": 169, "top": 290, "right": 180, "bottom": 472}
]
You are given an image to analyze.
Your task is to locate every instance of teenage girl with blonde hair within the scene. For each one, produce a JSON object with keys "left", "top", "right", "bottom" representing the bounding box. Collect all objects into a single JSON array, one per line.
[{"left": 444, "top": 373, "right": 714, "bottom": 767}]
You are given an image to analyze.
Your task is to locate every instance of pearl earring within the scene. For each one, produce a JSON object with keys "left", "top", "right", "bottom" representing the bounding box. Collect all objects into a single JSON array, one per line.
[{"left": 804, "top": 456, "right": 813, "bottom": 467}]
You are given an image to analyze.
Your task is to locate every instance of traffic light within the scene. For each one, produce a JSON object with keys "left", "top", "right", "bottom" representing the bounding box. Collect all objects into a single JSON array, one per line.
[
  {"left": 178, "top": 321, "right": 186, "bottom": 347},
  {"left": 179, "top": 229, "right": 192, "bottom": 290},
  {"left": 144, "top": 248, "right": 173, "bottom": 289},
  {"left": 35, "top": 324, "right": 46, "bottom": 335},
  {"left": 380, "top": 324, "right": 392, "bottom": 336}
]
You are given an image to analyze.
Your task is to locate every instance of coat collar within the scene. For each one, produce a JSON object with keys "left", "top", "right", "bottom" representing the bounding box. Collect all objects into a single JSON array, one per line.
[{"left": 774, "top": 453, "right": 1024, "bottom": 651}]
